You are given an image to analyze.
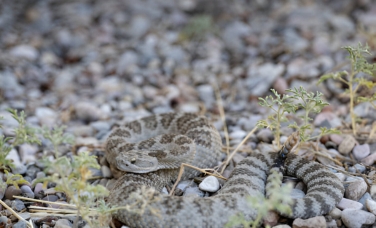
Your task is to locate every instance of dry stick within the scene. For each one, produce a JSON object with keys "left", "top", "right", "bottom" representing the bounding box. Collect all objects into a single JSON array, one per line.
[
  {"left": 213, "top": 82, "right": 230, "bottom": 157},
  {"left": 0, "top": 199, "right": 34, "bottom": 228},
  {"left": 169, "top": 163, "right": 227, "bottom": 196},
  {"left": 14, "top": 196, "right": 77, "bottom": 208},
  {"left": 219, "top": 126, "right": 258, "bottom": 174}
]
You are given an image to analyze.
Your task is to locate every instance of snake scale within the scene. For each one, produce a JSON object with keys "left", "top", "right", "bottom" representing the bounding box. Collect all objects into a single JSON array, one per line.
[{"left": 105, "top": 112, "right": 345, "bottom": 227}]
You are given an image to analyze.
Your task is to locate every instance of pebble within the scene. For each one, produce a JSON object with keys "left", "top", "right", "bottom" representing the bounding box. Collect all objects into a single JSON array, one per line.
[
  {"left": 183, "top": 187, "right": 205, "bottom": 197},
  {"left": 35, "top": 107, "right": 58, "bottom": 127},
  {"left": 361, "top": 152, "right": 376, "bottom": 166},
  {"left": 256, "top": 128, "right": 274, "bottom": 143},
  {"left": 54, "top": 219, "right": 72, "bottom": 228},
  {"left": 366, "top": 199, "right": 376, "bottom": 215},
  {"left": 338, "top": 135, "right": 357, "bottom": 155},
  {"left": 9, "top": 44, "right": 39, "bottom": 61},
  {"left": 246, "top": 63, "right": 285, "bottom": 96},
  {"left": 370, "top": 184, "right": 376, "bottom": 199},
  {"left": 21, "top": 185, "right": 35, "bottom": 198},
  {"left": 341, "top": 209, "right": 375, "bottom": 228},
  {"left": 34, "top": 183, "right": 45, "bottom": 197},
  {"left": 325, "top": 219, "right": 337, "bottom": 228},
  {"left": 329, "top": 208, "right": 342, "bottom": 219},
  {"left": 5, "top": 185, "right": 22, "bottom": 200},
  {"left": 18, "top": 144, "right": 38, "bottom": 164},
  {"left": 11, "top": 199, "right": 25, "bottom": 211},
  {"left": 313, "top": 111, "right": 341, "bottom": 128},
  {"left": 100, "top": 166, "right": 113, "bottom": 178},
  {"left": 352, "top": 144, "right": 370, "bottom": 160},
  {"left": 333, "top": 173, "right": 346, "bottom": 182},
  {"left": 6, "top": 149, "right": 27, "bottom": 174},
  {"left": 75, "top": 102, "right": 105, "bottom": 122},
  {"left": 292, "top": 216, "right": 326, "bottom": 228},
  {"left": 329, "top": 134, "right": 343, "bottom": 145},
  {"left": 12, "top": 220, "right": 28, "bottom": 228},
  {"left": 358, "top": 192, "right": 372, "bottom": 210},
  {"left": 272, "top": 225, "right": 291, "bottom": 228},
  {"left": 337, "top": 198, "right": 363, "bottom": 210},
  {"left": 0, "top": 216, "right": 9, "bottom": 226},
  {"left": 199, "top": 176, "right": 220, "bottom": 193},
  {"left": 345, "top": 179, "right": 367, "bottom": 201},
  {"left": 264, "top": 211, "right": 279, "bottom": 227}
]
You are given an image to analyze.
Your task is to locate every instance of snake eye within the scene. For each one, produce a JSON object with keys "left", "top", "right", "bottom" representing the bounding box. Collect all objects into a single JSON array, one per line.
[{"left": 131, "top": 157, "right": 136, "bottom": 164}]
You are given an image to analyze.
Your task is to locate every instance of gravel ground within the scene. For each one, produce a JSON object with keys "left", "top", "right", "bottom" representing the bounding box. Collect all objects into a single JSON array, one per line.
[{"left": 1, "top": 0, "right": 376, "bottom": 227}]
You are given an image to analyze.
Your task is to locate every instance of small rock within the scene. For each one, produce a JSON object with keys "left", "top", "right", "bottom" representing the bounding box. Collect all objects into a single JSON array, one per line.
[
  {"left": 12, "top": 220, "right": 28, "bottom": 228},
  {"left": 370, "top": 184, "right": 376, "bottom": 199},
  {"left": 19, "top": 144, "right": 38, "bottom": 164},
  {"left": 6, "top": 149, "right": 27, "bottom": 174},
  {"left": 353, "top": 164, "right": 366, "bottom": 173},
  {"left": 338, "top": 135, "right": 357, "bottom": 155},
  {"left": 256, "top": 128, "right": 274, "bottom": 143},
  {"left": 272, "top": 225, "right": 291, "bottom": 228},
  {"left": 272, "top": 77, "right": 288, "bottom": 95},
  {"left": 358, "top": 192, "right": 372, "bottom": 210},
  {"left": 337, "top": 198, "right": 363, "bottom": 210},
  {"left": 361, "top": 152, "right": 376, "bottom": 166},
  {"left": 197, "top": 84, "right": 215, "bottom": 108},
  {"left": 11, "top": 199, "right": 25, "bottom": 211},
  {"left": 329, "top": 134, "right": 343, "bottom": 145},
  {"left": 43, "top": 195, "right": 59, "bottom": 202},
  {"left": 9, "top": 44, "right": 38, "bottom": 61},
  {"left": 54, "top": 218, "right": 73, "bottom": 228},
  {"left": 177, "top": 180, "right": 195, "bottom": 191},
  {"left": 35, "top": 107, "right": 58, "bottom": 127},
  {"left": 326, "top": 219, "right": 337, "bottom": 228},
  {"left": 345, "top": 179, "right": 367, "bottom": 201},
  {"left": 5, "top": 185, "right": 22, "bottom": 200},
  {"left": 329, "top": 208, "right": 342, "bottom": 219},
  {"left": 247, "top": 63, "right": 285, "bottom": 96},
  {"left": 101, "top": 166, "right": 112, "bottom": 178},
  {"left": 313, "top": 112, "right": 341, "bottom": 128},
  {"left": 21, "top": 185, "right": 34, "bottom": 198},
  {"left": 366, "top": 199, "right": 376, "bottom": 215},
  {"left": 0, "top": 216, "right": 9, "bottom": 226},
  {"left": 183, "top": 186, "right": 205, "bottom": 197},
  {"left": 264, "top": 211, "right": 279, "bottom": 227},
  {"left": 75, "top": 102, "right": 105, "bottom": 122},
  {"left": 352, "top": 144, "right": 370, "bottom": 160},
  {"left": 199, "top": 176, "right": 220, "bottom": 192},
  {"left": 334, "top": 173, "right": 346, "bottom": 182},
  {"left": 341, "top": 209, "right": 375, "bottom": 228},
  {"left": 292, "top": 216, "right": 326, "bottom": 228},
  {"left": 229, "top": 130, "right": 247, "bottom": 140},
  {"left": 34, "top": 183, "right": 46, "bottom": 197}
]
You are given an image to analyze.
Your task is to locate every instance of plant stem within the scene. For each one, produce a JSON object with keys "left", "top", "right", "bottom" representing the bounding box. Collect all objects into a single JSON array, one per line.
[{"left": 349, "top": 66, "right": 357, "bottom": 135}]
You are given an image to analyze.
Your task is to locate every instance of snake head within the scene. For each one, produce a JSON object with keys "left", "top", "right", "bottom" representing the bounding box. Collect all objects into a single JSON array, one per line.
[{"left": 116, "top": 151, "right": 159, "bottom": 173}]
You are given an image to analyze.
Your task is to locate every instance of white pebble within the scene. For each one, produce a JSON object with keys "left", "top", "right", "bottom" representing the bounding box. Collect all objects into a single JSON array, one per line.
[
  {"left": 199, "top": 176, "right": 220, "bottom": 192},
  {"left": 341, "top": 209, "right": 375, "bottom": 228}
]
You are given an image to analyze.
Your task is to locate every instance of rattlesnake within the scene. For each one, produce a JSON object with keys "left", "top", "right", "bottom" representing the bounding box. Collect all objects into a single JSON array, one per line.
[{"left": 105, "top": 112, "right": 345, "bottom": 227}]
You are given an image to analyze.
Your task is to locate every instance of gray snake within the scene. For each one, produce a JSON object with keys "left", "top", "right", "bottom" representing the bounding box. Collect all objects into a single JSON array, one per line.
[{"left": 105, "top": 112, "right": 345, "bottom": 227}]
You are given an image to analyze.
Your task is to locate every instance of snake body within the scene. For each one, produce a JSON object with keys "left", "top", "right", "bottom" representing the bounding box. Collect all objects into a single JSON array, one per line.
[{"left": 105, "top": 113, "right": 344, "bottom": 227}]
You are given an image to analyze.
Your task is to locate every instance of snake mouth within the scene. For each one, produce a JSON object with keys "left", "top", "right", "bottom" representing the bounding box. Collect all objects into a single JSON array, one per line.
[{"left": 116, "top": 156, "right": 159, "bottom": 173}]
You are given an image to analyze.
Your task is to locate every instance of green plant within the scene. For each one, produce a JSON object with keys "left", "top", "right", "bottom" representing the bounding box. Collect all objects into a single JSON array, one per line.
[
  {"left": 257, "top": 87, "right": 339, "bottom": 146},
  {"left": 38, "top": 152, "right": 112, "bottom": 227},
  {"left": 39, "top": 125, "right": 74, "bottom": 158},
  {"left": 318, "top": 43, "right": 376, "bottom": 135},
  {"left": 225, "top": 170, "right": 293, "bottom": 228},
  {"left": 257, "top": 89, "right": 296, "bottom": 148},
  {"left": 0, "top": 109, "right": 41, "bottom": 170}
]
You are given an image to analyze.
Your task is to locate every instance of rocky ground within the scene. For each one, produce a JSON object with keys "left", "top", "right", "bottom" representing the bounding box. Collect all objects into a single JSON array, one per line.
[{"left": 1, "top": 0, "right": 376, "bottom": 227}]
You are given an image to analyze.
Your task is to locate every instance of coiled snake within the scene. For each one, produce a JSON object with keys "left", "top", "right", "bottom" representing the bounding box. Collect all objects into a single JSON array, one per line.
[{"left": 105, "top": 112, "right": 344, "bottom": 227}]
